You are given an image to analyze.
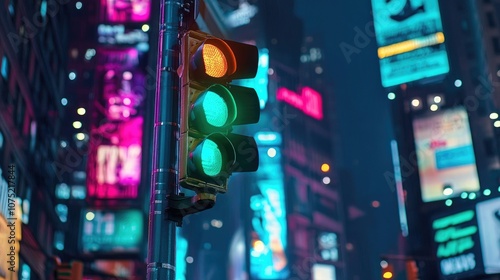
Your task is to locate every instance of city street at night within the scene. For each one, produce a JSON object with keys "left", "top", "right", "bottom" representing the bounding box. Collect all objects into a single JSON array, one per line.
[{"left": 1, "top": 0, "right": 500, "bottom": 279}]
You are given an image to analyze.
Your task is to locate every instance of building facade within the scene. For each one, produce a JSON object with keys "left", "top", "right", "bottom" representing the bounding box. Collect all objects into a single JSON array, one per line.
[{"left": 0, "top": 0, "right": 70, "bottom": 279}]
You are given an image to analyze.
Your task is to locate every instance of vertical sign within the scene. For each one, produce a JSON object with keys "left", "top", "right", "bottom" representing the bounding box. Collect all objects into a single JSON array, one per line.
[
  {"left": 371, "top": 0, "right": 449, "bottom": 87},
  {"left": 250, "top": 132, "right": 289, "bottom": 279},
  {"left": 412, "top": 107, "right": 480, "bottom": 202},
  {"left": 432, "top": 209, "right": 483, "bottom": 279}
]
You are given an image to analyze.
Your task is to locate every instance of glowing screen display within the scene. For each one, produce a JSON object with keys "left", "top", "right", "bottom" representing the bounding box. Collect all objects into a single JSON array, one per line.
[
  {"left": 81, "top": 209, "right": 143, "bottom": 254},
  {"left": 432, "top": 210, "right": 482, "bottom": 278},
  {"left": 250, "top": 137, "right": 289, "bottom": 278},
  {"left": 371, "top": 0, "right": 449, "bottom": 87},
  {"left": 87, "top": 47, "right": 148, "bottom": 199},
  {"left": 100, "top": 0, "right": 151, "bottom": 23},
  {"left": 412, "top": 107, "right": 479, "bottom": 202}
]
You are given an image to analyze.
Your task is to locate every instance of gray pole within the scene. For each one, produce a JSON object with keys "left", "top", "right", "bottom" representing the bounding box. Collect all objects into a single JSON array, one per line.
[{"left": 147, "top": 0, "right": 182, "bottom": 279}]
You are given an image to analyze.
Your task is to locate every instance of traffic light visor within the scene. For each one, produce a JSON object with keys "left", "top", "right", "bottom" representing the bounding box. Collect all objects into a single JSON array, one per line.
[
  {"left": 192, "top": 39, "right": 237, "bottom": 80},
  {"left": 191, "top": 84, "right": 237, "bottom": 133}
]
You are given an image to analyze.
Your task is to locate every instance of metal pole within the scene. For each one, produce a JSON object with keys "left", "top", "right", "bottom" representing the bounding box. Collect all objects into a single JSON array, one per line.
[{"left": 147, "top": 0, "right": 182, "bottom": 279}]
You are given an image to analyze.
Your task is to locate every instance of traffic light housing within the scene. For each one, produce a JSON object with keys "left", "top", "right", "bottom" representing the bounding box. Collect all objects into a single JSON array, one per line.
[
  {"left": 179, "top": 30, "right": 260, "bottom": 194},
  {"left": 381, "top": 263, "right": 394, "bottom": 279}
]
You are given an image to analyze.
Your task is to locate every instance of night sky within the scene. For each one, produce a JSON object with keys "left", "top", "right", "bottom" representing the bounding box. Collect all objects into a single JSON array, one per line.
[{"left": 294, "top": 0, "right": 402, "bottom": 278}]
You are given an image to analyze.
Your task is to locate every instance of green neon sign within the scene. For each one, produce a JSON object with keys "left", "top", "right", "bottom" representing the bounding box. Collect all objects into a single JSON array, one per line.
[{"left": 433, "top": 210, "right": 477, "bottom": 258}]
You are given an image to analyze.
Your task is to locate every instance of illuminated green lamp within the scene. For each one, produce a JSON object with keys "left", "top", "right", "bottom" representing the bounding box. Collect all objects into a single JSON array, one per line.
[
  {"left": 190, "top": 84, "right": 236, "bottom": 134},
  {"left": 188, "top": 133, "right": 236, "bottom": 182}
]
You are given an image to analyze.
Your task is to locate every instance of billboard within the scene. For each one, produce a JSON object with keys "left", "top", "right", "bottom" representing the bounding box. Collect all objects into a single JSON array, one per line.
[
  {"left": 432, "top": 210, "right": 483, "bottom": 279},
  {"left": 476, "top": 197, "right": 500, "bottom": 274},
  {"left": 80, "top": 209, "right": 144, "bottom": 254},
  {"left": 371, "top": 0, "right": 449, "bottom": 87},
  {"left": 87, "top": 48, "right": 148, "bottom": 199},
  {"left": 99, "top": 0, "right": 151, "bottom": 23},
  {"left": 249, "top": 133, "right": 289, "bottom": 279},
  {"left": 412, "top": 107, "right": 480, "bottom": 202}
]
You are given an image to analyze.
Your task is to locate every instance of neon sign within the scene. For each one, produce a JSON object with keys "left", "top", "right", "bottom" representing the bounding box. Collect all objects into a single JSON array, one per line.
[
  {"left": 276, "top": 87, "right": 323, "bottom": 120},
  {"left": 250, "top": 139, "right": 289, "bottom": 278},
  {"left": 432, "top": 210, "right": 481, "bottom": 277},
  {"left": 100, "top": 0, "right": 151, "bottom": 23}
]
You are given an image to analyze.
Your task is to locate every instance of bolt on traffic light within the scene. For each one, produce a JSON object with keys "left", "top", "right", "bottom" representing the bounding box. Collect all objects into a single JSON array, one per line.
[{"left": 179, "top": 30, "right": 260, "bottom": 195}]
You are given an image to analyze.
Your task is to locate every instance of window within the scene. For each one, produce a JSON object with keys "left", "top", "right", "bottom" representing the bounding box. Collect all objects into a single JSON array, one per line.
[
  {"left": 492, "top": 37, "right": 500, "bottom": 54},
  {"left": 486, "top": 12, "right": 496, "bottom": 28}
]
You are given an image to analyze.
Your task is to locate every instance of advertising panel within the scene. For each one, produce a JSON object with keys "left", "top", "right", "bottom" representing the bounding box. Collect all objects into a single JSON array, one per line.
[
  {"left": 412, "top": 107, "right": 480, "bottom": 202},
  {"left": 99, "top": 0, "right": 151, "bottom": 23},
  {"left": 476, "top": 197, "right": 500, "bottom": 274},
  {"left": 249, "top": 133, "right": 289, "bottom": 279},
  {"left": 432, "top": 210, "right": 483, "bottom": 279},
  {"left": 80, "top": 209, "right": 144, "bottom": 254},
  {"left": 87, "top": 48, "right": 147, "bottom": 199},
  {"left": 371, "top": 0, "right": 449, "bottom": 87}
]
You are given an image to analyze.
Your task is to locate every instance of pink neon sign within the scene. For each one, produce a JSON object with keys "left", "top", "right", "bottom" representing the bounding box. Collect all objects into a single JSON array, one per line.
[
  {"left": 101, "top": 0, "right": 151, "bottom": 23},
  {"left": 276, "top": 87, "right": 323, "bottom": 120}
]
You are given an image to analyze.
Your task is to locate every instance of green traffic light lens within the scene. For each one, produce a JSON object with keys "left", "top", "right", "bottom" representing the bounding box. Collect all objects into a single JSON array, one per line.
[
  {"left": 200, "top": 139, "right": 223, "bottom": 176},
  {"left": 191, "top": 85, "right": 237, "bottom": 133},
  {"left": 203, "top": 91, "right": 228, "bottom": 127}
]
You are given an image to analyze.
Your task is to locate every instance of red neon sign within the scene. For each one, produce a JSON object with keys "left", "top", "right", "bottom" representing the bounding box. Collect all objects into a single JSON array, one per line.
[{"left": 276, "top": 87, "right": 323, "bottom": 120}]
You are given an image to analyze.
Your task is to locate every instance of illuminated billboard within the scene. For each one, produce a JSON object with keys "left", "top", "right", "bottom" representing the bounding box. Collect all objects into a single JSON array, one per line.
[
  {"left": 99, "top": 0, "right": 151, "bottom": 23},
  {"left": 249, "top": 132, "right": 289, "bottom": 279},
  {"left": 432, "top": 210, "right": 483, "bottom": 279},
  {"left": 412, "top": 107, "right": 480, "bottom": 202},
  {"left": 476, "top": 197, "right": 500, "bottom": 275},
  {"left": 87, "top": 48, "right": 148, "bottom": 199},
  {"left": 371, "top": 0, "right": 449, "bottom": 87},
  {"left": 81, "top": 209, "right": 144, "bottom": 254}
]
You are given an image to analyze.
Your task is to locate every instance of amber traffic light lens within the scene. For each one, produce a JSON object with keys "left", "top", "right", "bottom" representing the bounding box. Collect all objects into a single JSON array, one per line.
[{"left": 203, "top": 44, "right": 228, "bottom": 78}]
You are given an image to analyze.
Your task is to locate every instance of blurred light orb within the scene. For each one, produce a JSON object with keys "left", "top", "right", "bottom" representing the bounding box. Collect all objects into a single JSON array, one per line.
[
  {"left": 322, "top": 176, "right": 331, "bottom": 185},
  {"left": 85, "top": 212, "right": 95, "bottom": 221},
  {"left": 267, "top": 148, "right": 277, "bottom": 158},
  {"left": 77, "top": 107, "right": 86, "bottom": 115},
  {"left": 454, "top": 79, "right": 462, "bottom": 87},
  {"left": 387, "top": 92, "right": 396, "bottom": 100},
  {"left": 73, "top": 121, "right": 82, "bottom": 129},
  {"left": 411, "top": 99, "right": 420, "bottom": 107}
]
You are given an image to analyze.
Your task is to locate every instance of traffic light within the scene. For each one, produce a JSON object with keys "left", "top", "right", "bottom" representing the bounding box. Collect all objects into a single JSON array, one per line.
[
  {"left": 406, "top": 260, "right": 419, "bottom": 280},
  {"left": 381, "top": 263, "right": 394, "bottom": 279},
  {"left": 179, "top": 30, "right": 260, "bottom": 194},
  {"left": 55, "top": 261, "right": 83, "bottom": 280}
]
